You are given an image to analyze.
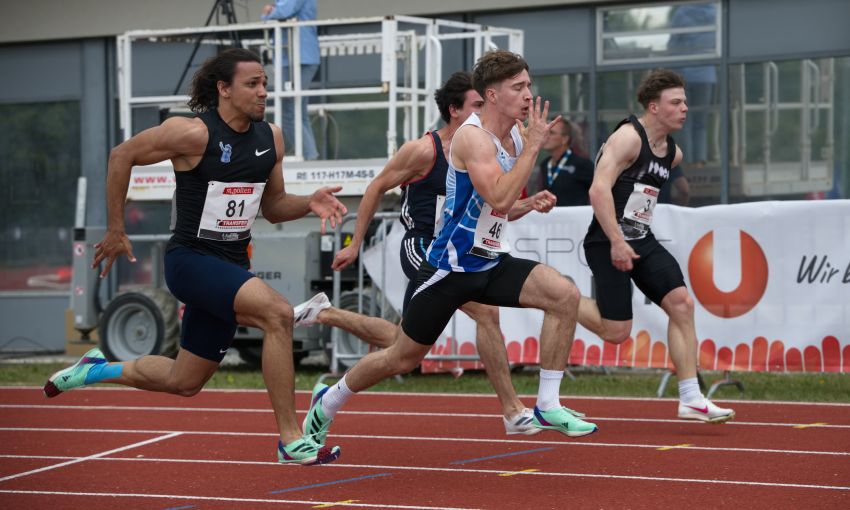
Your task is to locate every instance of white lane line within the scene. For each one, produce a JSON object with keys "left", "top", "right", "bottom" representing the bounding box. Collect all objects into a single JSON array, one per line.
[
  {"left": 0, "top": 458, "right": 847, "bottom": 492},
  {"left": 2, "top": 404, "right": 849, "bottom": 429},
  {"left": 0, "top": 427, "right": 847, "bottom": 457},
  {"left": 0, "top": 432, "right": 182, "bottom": 482},
  {"left": 3, "top": 386, "right": 850, "bottom": 407},
  {"left": 0, "top": 490, "right": 479, "bottom": 510}
]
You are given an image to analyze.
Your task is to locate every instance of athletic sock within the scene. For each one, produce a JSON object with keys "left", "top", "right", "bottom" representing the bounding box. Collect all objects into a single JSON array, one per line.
[
  {"left": 83, "top": 363, "right": 123, "bottom": 385},
  {"left": 678, "top": 377, "right": 703, "bottom": 404},
  {"left": 536, "top": 369, "right": 564, "bottom": 412},
  {"left": 321, "top": 375, "right": 355, "bottom": 419}
]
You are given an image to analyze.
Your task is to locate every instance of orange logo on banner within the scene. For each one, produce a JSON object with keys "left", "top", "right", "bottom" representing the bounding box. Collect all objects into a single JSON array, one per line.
[{"left": 688, "top": 230, "right": 768, "bottom": 318}]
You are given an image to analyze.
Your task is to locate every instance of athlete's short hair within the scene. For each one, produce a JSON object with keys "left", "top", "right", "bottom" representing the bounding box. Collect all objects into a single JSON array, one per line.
[
  {"left": 636, "top": 69, "right": 686, "bottom": 109},
  {"left": 471, "top": 50, "right": 529, "bottom": 99},
  {"left": 434, "top": 71, "right": 474, "bottom": 124},
  {"left": 188, "top": 48, "right": 262, "bottom": 113}
]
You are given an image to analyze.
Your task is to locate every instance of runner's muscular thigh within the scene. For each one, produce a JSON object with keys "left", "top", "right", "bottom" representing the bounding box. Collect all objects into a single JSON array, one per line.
[
  {"left": 233, "top": 277, "right": 292, "bottom": 329},
  {"left": 517, "top": 264, "right": 577, "bottom": 310}
]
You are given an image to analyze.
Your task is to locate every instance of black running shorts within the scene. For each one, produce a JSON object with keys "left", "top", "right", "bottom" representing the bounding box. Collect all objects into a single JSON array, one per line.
[
  {"left": 583, "top": 233, "right": 685, "bottom": 321},
  {"left": 401, "top": 254, "right": 538, "bottom": 345},
  {"left": 164, "top": 245, "right": 254, "bottom": 362}
]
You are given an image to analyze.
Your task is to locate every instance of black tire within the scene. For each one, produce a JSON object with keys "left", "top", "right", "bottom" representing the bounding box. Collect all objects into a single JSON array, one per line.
[
  {"left": 323, "top": 289, "right": 400, "bottom": 369},
  {"left": 100, "top": 287, "right": 179, "bottom": 362}
]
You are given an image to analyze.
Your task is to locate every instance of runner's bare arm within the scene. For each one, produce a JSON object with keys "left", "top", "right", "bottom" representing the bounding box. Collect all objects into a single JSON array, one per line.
[
  {"left": 588, "top": 124, "right": 642, "bottom": 271},
  {"left": 93, "top": 117, "right": 207, "bottom": 277},
  {"left": 507, "top": 190, "right": 557, "bottom": 221},
  {"left": 332, "top": 136, "right": 434, "bottom": 271},
  {"left": 459, "top": 98, "right": 558, "bottom": 213}
]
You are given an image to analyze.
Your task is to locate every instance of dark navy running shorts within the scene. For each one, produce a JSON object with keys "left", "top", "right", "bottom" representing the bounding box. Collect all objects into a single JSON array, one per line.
[
  {"left": 584, "top": 233, "right": 686, "bottom": 321},
  {"left": 164, "top": 245, "right": 254, "bottom": 362},
  {"left": 399, "top": 233, "right": 432, "bottom": 312}
]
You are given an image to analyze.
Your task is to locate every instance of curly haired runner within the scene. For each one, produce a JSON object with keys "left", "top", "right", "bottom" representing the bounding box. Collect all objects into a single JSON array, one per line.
[{"left": 43, "top": 48, "right": 347, "bottom": 465}]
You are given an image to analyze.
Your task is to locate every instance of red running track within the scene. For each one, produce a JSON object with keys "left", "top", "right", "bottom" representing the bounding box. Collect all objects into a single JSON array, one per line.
[{"left": 0, "top": 386, "right": 848, "bottom": 509}]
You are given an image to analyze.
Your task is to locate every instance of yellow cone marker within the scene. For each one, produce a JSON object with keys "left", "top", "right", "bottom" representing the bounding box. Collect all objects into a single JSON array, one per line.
[
  {"left": 498, "top": 468, "right": 539, "bottom": 477},
  {"left": 657, "top": 443, "right": 692, "bottom": 451},
  {"left": 313, "top": 500, "right": 360, "bottom": 508}
]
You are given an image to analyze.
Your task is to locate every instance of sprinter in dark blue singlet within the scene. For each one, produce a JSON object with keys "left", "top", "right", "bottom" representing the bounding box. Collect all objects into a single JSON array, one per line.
[
  {"left": 298, "top": 52, "right": 599, "bottom": 453},
  {"left": 580, "top": 68, "right": 734, "bottom": 423},
  {"left": 43, "top": 49, "right": 348, "bottom": 465},
  {"left": 295, "top": 72, "right": 563, "bottom": 435}
]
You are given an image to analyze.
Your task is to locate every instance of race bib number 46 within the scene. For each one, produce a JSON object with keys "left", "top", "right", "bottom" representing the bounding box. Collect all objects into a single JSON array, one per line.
[
  {"left": 470, "top": 203, "right": 510, "bottom": 259},
  {"left": 198, "top": 181, "right": 266, "bottom": 241}
]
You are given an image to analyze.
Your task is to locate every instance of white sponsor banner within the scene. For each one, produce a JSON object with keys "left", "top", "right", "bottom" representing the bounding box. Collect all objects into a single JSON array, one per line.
[
  {"left": 127, "top": 163, "right": 176, "bottom": 201},
  {"left": 126, "top": 158, "right": 389, "bottom": 202},
  {"left": 283, "top": 158, "right": 387, "bottom": 196},
  {"left": 362, "top": 201, "right": 850, "bottom": 373}
]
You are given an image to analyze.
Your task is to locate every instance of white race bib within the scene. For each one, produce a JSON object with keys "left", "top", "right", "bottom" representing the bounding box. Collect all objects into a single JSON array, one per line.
[
  {"left": 620, "top": 183, "right": 659, "bottom": 239},
  {"left": 469, "top": 203, "right": 510, "bottom": 259},
  {"left": 198, "top": 181, "right": 266, "bottom": 241},
  {"left": 433, "top": 194, "right": 446, "bottom": 237}
]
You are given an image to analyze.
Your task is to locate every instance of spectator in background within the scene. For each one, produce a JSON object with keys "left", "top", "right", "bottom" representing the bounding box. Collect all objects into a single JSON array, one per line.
[
  {"left": 262, "top": 0, "right": 320, "bottom": 160},
  {"left": 539, "top": 116, "right": 594, "bottom": 206},
  {"left": 658, "top": 165, "right": 691, "bottom": 206}
]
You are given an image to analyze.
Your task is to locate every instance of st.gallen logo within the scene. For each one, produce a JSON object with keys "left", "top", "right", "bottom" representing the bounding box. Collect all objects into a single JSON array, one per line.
[{"left": 687, "top": 230, "right": 768, "bottom": 318}]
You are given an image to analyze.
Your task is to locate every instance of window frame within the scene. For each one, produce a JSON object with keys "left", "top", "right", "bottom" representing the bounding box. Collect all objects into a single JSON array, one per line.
[{"left": 597, "top": 0, "right": 723, "bottom": 66}]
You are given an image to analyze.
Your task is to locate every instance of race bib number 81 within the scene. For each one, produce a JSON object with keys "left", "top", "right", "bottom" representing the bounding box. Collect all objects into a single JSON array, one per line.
[{"left": 198, "top": 181, "right": 266, "bottom": 241}]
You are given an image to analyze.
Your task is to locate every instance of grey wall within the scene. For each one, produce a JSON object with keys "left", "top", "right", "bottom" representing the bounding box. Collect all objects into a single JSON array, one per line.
[
  {"left": 0, "top": 294, "right": 69, "bottom": 352},
  {"left": 729, "top": 0, "right": 850, "bottom": 60},
  {"left": 474, "top": 7, "right": 594, "bottom": 73},
  {"left": 1, "top": 0, "right": 609, "bottom": 44},
  {"left": 0, "top": 43, "right": 82, "bottom": 102}
]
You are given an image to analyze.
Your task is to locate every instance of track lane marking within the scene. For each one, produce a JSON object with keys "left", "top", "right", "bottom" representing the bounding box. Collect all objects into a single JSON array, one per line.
[
  {"left": 270, "top": 474, "right": 390, "bottom": 494},
  {"left": 313, "top": 500, "right": 360, "bottom": 508},
  {"left": 450, "top": 447, "right": 553, "bottom": 465},
  {"left": 498, "top": 469, "right": 539, "bottom": 477},
  {"left": 0, "top": 490, "right": 479, "bottom": 509},
  {"left": 0, "top": 459, "right": 847, "bottom": 492},
  {"left": 3, "top": 386, "right": 850, "bottom": 407},
  {"left": 1, "top": 427, "right": 847, "bottom": 457},
  {"left": 657, "top": 443, "right": 692, "bottom": 451},
  {"left": 3, "top": 405, "right": 849, "bottom": 429},
  {"left": 0, "top": 432, "right": 182, "bottom": 482}
]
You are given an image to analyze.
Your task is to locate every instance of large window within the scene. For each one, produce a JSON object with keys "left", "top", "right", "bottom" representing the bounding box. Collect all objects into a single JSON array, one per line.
[
  {"left": 598, "top": 1, "right": 722, "bottom": 65},
  {"left": 0, "top": 101, "right": 81, "bottom": 291},
  {"left": 729, "top": 56, "right": 849, "bottom": 202}
]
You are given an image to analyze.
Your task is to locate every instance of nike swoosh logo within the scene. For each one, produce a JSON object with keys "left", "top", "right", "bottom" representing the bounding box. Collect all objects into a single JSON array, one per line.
[
  {"left": 255, "top": 148, "right": 271, "bottom": 156},
  {"left": 219, "top": 348, "right": 229, "bottom": 354},
  {"left": 685, "top": 405, "right": 709, "bottom": 414}
]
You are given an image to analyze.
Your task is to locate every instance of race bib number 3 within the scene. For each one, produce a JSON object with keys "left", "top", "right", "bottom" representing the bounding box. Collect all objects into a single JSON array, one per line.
[
  {"left": 198, "top": 181, "right": 266, "bottom": 241},
  {"left": 621, "top": 183, "right": 659, "bottom": 238}
]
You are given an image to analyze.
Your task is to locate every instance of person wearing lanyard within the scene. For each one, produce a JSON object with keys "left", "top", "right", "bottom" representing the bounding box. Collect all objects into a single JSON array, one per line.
[{"left": 539, "top": 117, "right": 594, "bottom": 206}]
